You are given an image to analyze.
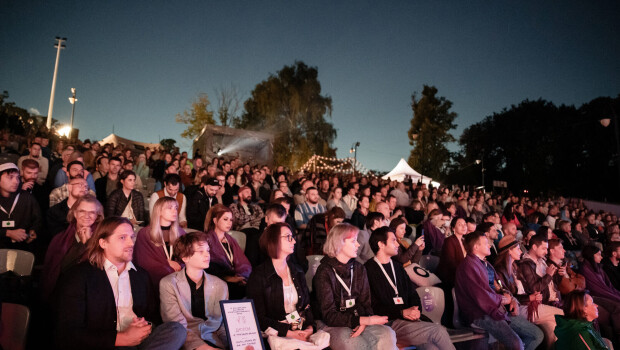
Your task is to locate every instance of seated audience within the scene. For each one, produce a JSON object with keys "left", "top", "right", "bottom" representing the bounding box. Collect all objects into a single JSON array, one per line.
[
  {"left": 350, "top": 195, "right": 369, "bottom": 231},
  {"left": 437, "top": 217, "right": 468, "bottom": 287},
  {"left": 554, "top": 290, "right": 611, "bottom": 350},
  {"left": 306, "top": 206, "right": 346, "bottom": 256},
  {"left": 366, "top": 226, "right": 454, "bottom": 349},
  {"left": 580, "top": 245, "right": 620, "bottom": 303},
  {"left": 53, "top": 217, "right": 186, "bottom": 350},
  {"left": 603, "top": 242, "right": 620, "bottom": 291},
  {"left": 204, "top": 204, "right": 252, "bottom": 299},
  {"left": 105, "top": 170, "right": 146, "bottom": 225},
  {"left": 160, "top": 231, "right": 228, "bottom": 350},
  {"left": 94, "top": 156, "right": 122, "bottom": 206},
  {"left": 326, "top": 186, "right": 353, "bottom": 219},
  {"left": 149, "top": 173, "right": 187, "bottom": 228},
  {"left": 422, "top": 209, "right": 445, "bottom": 255},
  {"left": 389, "top": 217, "right": 424, "bottom": 266},
  {"left": 47, "top": 177, "right": 90, "bottom": 238},
  {"left": 455, "top": 231, "right": 543, "bottom": 350},
  {"left": 518, "top": 235, "right": 562, "bottom": 308},
  {"left": 134, "top": 197, "right": 186, "bottom": 294},
  {"left": 313, "top": 223, "right": 397, "bottom": 350}
]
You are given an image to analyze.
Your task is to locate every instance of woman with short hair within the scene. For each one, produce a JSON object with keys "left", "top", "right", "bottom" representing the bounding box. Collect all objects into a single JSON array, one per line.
[
  {"left": 313, "top": 223, "right": 397, "bottom": 350},
  {"left": 247, "top": 223, "right": 322, "bottom": 348}
]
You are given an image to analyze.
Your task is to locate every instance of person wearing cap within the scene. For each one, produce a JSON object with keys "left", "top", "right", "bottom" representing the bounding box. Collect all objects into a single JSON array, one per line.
[
  {"left": 187, "top": 176, "right": 220, "bottom": 231},
  {"left": 0, "top": 163, "right": 42, "bottom": 251},
  {"left": 495, "top": 235, "right": 563, "bottom": 349},
  {"left": 366, "top": 226, "right": 455, "bottom": 349}
]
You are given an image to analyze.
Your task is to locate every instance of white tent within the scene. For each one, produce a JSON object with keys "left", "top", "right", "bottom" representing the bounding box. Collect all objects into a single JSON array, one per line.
[
  {"left": 99, "top": 133, "right": 161, "bottom": 152},
  {"left": 382, "top": 158, "right": 440, "bottom": 187}
]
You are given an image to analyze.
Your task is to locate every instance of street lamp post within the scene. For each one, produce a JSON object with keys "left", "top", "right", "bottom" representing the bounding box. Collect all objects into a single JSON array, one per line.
[
  {"left": 46, "top": 37, "right": 67, "bottom": 129},
  {"left": 350, "top": 142, "right": 360, "bottom": 176},
  {"left": 68, "top": 88, "right": 77, "bottom": 139}
]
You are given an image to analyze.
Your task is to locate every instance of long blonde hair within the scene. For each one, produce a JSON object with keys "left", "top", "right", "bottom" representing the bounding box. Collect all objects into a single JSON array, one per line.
[
  {"left": 149, "top": 197, "right": 182, "bottom": 246},
  {"left": 87, "top": 217, "right": 132, "bottom": 269}
]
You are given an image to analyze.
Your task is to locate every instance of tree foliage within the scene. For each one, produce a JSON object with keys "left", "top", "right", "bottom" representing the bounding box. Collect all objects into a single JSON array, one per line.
[
  {"left": 175, "top": 93, "right": 215, "bottom": 140},
  {"left": 236, "top": 61, "right": 337, "bottom": 169},
  {"left": 215, "top": 84, "right": 242, "bottom": 127},
  {"left": 159, "top": 138, "right": 177, "bottom": 152},
  {"left": 0, "top": 90, "right": 51, "bottom": 137},
  {"left": 407, "top": 85, "right": 457, "bottom": 180},
  {"left": 454, "top": 96, "right": 620, "bottom": 201}
]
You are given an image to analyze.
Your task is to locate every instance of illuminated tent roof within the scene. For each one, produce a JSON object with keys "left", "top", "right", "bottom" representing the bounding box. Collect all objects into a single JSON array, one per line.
[
  {"left": 99, "top": 133, "right": 161, "bottom": 151},
  {"left": 382, "top": 158, "right": 439, "bottom": 186}
]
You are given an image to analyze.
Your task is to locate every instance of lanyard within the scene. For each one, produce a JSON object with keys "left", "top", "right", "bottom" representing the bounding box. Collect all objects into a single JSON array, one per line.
[
  {"left": 0, "top": 193, "right": 19, "bottom": 218},
  {"left": 373, "top": 257, "right": 399, "bottom": 297},
  {"left": 332, "top": 265, "right": 353, "bottom": 297},
  {"left": 220, "top": 238, "right": 234, "bottom": 264},
  {"left": 161, "top": 237, "right": 173, "bottom": 262}
]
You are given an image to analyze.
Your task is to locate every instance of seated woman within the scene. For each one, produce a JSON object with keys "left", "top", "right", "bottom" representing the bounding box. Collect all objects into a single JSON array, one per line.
[
  {"left": 494, "top": 236, "right": 563, "bottom": 349},
  {"left": 306, "top": 206, "right": 346, "bottom": 256},
  {"left": 437, "top": 217, "right": 468, "bottom": 287},
  {"left": 313, "top": 223, "right": 397, "bottom": 350},
  {"left": 422, "top": 209, "right": 445, "bottom": 255},
  {"left": 554, "top": 290, "right": 611, "bottom": 349},
  {"left": 389, "top": 217, "right": 424, "bottom": 266},
  {"left": 326, "top": 187, "right": 352, "bottom": 219},
  {"left": 247, "top": 223, "right": 321, "bottom": 348},
  {"left": 204, "top": 204, "right": 252, "bottom": 299},
  {"left": 134, "top": 197, "right": 186, "bottom": 294},
  {"left": 350, "top": 196, "right": 369, "bottom": 231},
  {"left": 104, "top": 170, "right": 145, "bottom": 224},
  {"left": 160, "top": 231, "right": 228, "bottom": 350},
  {"left": 580, "top": 245, "right": 620, "bottom": 303},
  {"left": 40, "top": 194, "right": 103, "bottom": 302}
]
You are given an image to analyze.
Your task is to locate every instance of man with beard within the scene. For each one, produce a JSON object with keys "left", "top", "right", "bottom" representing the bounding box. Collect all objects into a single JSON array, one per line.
[
  {"left": 53, "top": 217, "right": 186, "bottom": 350},
  {"left": 294, "top": 186, "right": 325, "bottom": 230},
  {"left": 187, "top": 176, "right": 220, "bottom": 231},
  {"left": 18, "top": 142, "right": 48, "bottom": 185},
  {"left": 20, "top": 159, "right": 48, "bottom": 214},
  {"left": 149, "top": 173, "right": 187, "bottom": 228},
  {"left": 95, "top": 156, "right": 122, "bottom": 206},
  {"left": 49, "top": 161, "right": 96, "bottom": 207},
  {"left": 230, "top": 186, "right": 265, "bottom": 266}
]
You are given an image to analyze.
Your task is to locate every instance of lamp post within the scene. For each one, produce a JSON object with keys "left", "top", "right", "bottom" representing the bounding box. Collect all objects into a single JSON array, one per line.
[
  {"left": 350, "top": 142, "right": 360, "bottom": 176},
  {"left": 46, "top": 37, "right": 67, "bottom": 129},
  {"left": 68, "top": 88, "right": 77, "bottom": 139}
]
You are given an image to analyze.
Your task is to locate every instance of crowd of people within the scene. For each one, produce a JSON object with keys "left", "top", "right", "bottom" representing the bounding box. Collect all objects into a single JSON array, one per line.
[{"left": 0, "top": 132, "right": 619, "bottom": 350}]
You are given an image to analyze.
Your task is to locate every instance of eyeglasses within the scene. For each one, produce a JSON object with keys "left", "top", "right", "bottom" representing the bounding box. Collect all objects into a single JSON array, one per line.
[
  {"left": 76, "top": 209, "right": 97, "bottom": 217},
  {"left": 281, "top": 234, "right": 294, "bottom": 242}
]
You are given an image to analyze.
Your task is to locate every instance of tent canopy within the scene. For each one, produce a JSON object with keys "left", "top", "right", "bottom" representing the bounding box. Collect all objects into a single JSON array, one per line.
[
  {"left": 382, "top": 158, "right": 440, "bottom": 186},
  {"left": 100, "top": 134, "right": 161, "bottom": 152}
]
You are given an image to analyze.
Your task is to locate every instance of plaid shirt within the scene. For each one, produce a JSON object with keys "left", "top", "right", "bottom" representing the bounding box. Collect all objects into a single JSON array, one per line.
[
  {"left": 229, "top": 202, "right": 264, "bottom": 230},
  {"left": 49, "top": 184, "right": 96, "bottom": 207}
]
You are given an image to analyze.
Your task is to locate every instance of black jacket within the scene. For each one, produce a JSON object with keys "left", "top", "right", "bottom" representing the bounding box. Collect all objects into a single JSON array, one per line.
[
  {"left": 187, "top": 187, "right": 218, "bottom": 231},
  {"left": 105, "top": 189, "right": 146, "bottom": 222},
  {"left": 0, "top": 190, "right": 42, "bottom": 250},
  {"left": 246, "top": 259, "right": 315, "bottom": 336},
  {"left": 313, "top": 256, "right": 373, "bottom": 329},
  {"left": 53, "top": 261, "right": 159, "bottom": 350},
  {"left": 46, "top": 198, "right": 70, "bottom": 237},
  {"left": 365, "top": 257, "right": 430, "bottom": 322}
]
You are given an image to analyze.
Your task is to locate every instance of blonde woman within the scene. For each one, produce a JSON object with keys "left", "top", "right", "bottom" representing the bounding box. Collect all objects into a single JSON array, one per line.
[{"left": 134, "top": 196, "right": 186, "bottom": 293}]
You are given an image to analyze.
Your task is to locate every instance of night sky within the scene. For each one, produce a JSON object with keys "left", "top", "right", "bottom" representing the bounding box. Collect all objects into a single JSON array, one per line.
[{"left": 1, "top": 1, "right": 619, "bottom": 172}]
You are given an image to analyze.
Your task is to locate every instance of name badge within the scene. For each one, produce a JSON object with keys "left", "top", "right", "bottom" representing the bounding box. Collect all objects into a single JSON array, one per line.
[
  {"left": 285, "top": 311, "right": 301, "bottom": 324},
  {"left": 2, "top": 220, "right": 15, "bottom": 228},
  {"left": 393, "top": 297, "right": 404, "bottom": 305},
  {"left": 346, "top": 299, "right": 355, "bottom": 308}
]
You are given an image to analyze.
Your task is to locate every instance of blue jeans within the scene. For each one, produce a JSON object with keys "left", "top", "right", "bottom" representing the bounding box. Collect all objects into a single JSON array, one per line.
[
  {"left": 117, "top": 321, "right": 186, "bottom": 350},
  {"left": 472, "top": 315, "right": 543, "bottom": 350}
]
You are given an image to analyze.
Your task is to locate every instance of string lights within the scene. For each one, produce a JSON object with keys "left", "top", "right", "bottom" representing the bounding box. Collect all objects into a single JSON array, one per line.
[{"left": 298, "top": 154, "right": 374, "bottom": 175}]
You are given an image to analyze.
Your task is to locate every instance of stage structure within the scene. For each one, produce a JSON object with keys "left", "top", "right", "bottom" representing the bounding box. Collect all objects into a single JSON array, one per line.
[
  {"left": 298, "top": 154, "right": 373, "bottom": 175},
  {"left": 192, "top": 124, "right": 274, "bottom": 166}
]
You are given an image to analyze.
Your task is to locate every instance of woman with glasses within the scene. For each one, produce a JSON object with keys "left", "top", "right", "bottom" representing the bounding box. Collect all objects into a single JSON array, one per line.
[
  {"left": 247, "top": 222, "right": 321, "bottom": 348},
  {"left": 40, "top": 194, "right": 104, "bottom": 302},
  {"left": 134, "top": 196, "right": 186, "bottom": 294}
]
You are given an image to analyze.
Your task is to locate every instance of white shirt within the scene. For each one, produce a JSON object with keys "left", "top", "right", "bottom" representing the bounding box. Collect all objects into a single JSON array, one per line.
[{"left": 104, "top": 259, "right": 137, "bottom": 331}]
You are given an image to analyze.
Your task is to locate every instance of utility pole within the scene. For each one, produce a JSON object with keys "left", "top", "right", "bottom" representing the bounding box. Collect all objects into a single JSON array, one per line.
[
  {"left": 46, "top": 37, "right": 67, "bottom": 129},
  {"left": 68, "top": 88, "right": 77, "bottom": 139}
]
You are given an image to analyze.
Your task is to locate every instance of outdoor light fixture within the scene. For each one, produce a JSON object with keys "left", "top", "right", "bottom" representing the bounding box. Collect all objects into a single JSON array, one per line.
[
  {"left": 57, "top": 125, "right": 71, "bottom": 137},
  {"left": 217, "top": 148, "right": 223, "bottom": 156}
]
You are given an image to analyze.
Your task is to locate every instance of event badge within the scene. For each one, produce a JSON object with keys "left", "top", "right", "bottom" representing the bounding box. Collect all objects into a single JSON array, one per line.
[
  {"left": 285, "top": 311, "right": 301, "bottom": 324},
  {"left": 393, "top": 297, "right": 404, "bottom": 305},
  {"left": 345, "top": 299, "right": 355, "bottom": 308},
  {"left": 2, "top": 220, "right": 15, "bottom": 228}
]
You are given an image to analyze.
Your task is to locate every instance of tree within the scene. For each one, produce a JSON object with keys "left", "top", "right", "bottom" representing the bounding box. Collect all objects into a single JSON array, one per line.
[
  {"left": 175, "top": 93, "right": 215, "bottom": 140},
  {"left": 407, "top": 85, "right": 457, "bottom": 180},
  {"left": 236, "top": 61, "right": 337, "bottom": 169},
  {"left": 159, "top": 138, "right": 177, "bottom": 152},
  {"left": 215, "top": 84, "right": 242, "bottom": 127}
]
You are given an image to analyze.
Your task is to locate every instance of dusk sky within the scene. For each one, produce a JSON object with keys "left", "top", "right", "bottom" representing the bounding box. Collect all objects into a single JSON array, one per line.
[{"left": 2, "top": 1, "right": 619, "bottom": 172}]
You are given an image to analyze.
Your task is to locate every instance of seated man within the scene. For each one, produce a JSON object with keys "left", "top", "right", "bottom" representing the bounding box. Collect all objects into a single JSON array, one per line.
[
  {"left": 54, "top": 216, "right": 186, "bottom": 350},
  {"left": 518, "top": 235, "right": 561, "bottom": 308},
  {"left": 149, "top": 173, "right": 187, "bottom": 228},
  {"left": 366, "top": 226, "right": 454, "bottom": 349},
  {"left": 49, "top": 160, "right": 96, "bottom": 206},
  {"left": 229, "top": 186, "right": 264, "bottom": 231},
  {"left": 294, "top": 186, "right": 326, "bottom": 230},
  {"left": 455, "top": 231, "right": 543, "bottom": 350},
  {"left": 46, "top": 177, "right": 90, "bottom": 237},
  {"left": 0, "top": 163, "right": 41, "bottom": 251},
  {"left": 160, "top": 232, "right": 228, "bottom": 350}
]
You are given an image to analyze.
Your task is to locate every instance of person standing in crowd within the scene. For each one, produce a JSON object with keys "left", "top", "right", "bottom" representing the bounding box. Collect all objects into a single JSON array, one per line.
[
  {"left": 203, "top": 204, "right": 251, "bottom": 300},
  {"left": 53, "top": 217, "right": 186, "bottom": 350},
  {"left": 247, "top": 223, "right": 318, "bottom": 347},
  {"left": 313, "top": 223, "right": 397, "bottom": 350},
  {"left": 366, "top": 226, "right": 455, "bottom": 349},
  {"left": 160, "top": 232, "right": 229, "bottom": 350},
  {"left": 134, "top": 197, "right": 186, "bottom": 295}
]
